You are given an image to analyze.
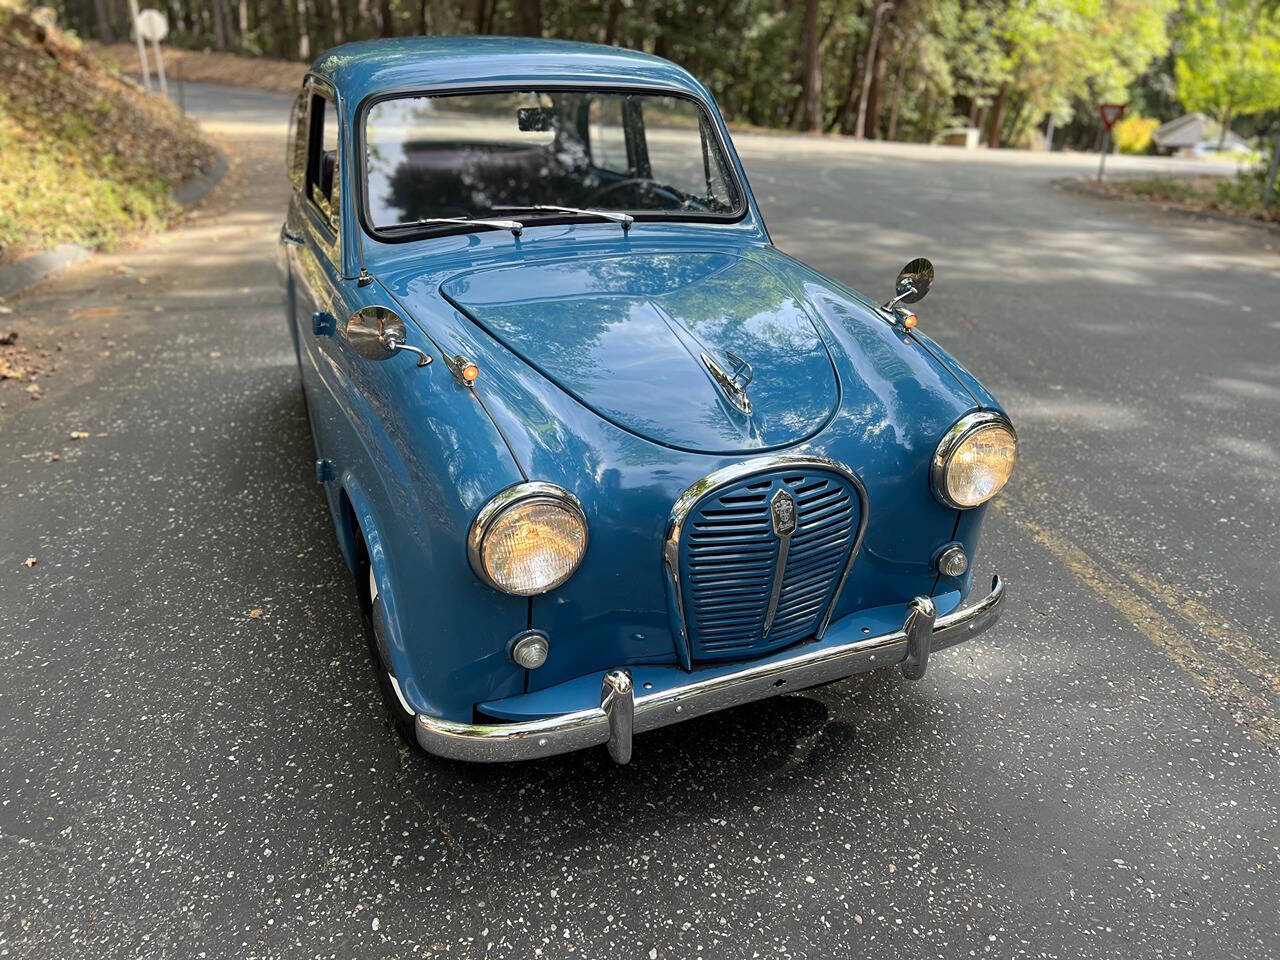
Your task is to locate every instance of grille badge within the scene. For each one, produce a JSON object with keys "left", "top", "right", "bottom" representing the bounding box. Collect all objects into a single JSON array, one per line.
[
  {"left": 770, "top": 489, "right": 797, "bottom": 537},
  {"left": 763, "top": 488, "right": 798, "bottom": 634}
]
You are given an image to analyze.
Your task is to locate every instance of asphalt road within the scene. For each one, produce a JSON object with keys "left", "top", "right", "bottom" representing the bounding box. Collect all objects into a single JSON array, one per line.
[{"left": 1, "top": 82, "right": 1277, "bottom": 959}]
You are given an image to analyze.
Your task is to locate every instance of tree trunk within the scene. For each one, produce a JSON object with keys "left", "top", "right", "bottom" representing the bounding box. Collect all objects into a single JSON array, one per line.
[
  {"left": 603, "top": 0, "right": 623, "bottom": 43},
  {"left": 797, "top": 0, "right": 822, "bottom": 132},
  {"left": 337, "top": 0, "right": 354, "bottom": 42},
  {"left": 1217, "top": 110, "right": 1232, "bottom": 151},
  {"left": 851, "top": 2, "right": 891, "bottom": 140},
  {"left": 298, "top": 0, "right": 311, "bottom": 56},
  {"left": 239, "top": 0, "right": 249, "bottom": 36},
  {"left": 312, "top": 0, "right": 334, "bottom": 46},
  {"left": 378, "top": 0, "right": 394, "bottom": 36},
  {"left": 885, "top": 47, "right": 909, "bottom": 141},
  {"left": 211, "top": 0, "right": 227, "bottom": 49},
  {"left": 513, "top": 0, "right": 541, "bottom": 36},
  {"left": 987, "top": 82, "right": 1008, "bottom": 148},
  {"left": 269, "top": 0, "right": 290, "bottom": 58},
  {"left": 93, "top": 0, "right": 115, "bottom": 42},
  {"left": 863, "top": 26, "right": 891, "bottom": 138},
  {"left": 419, "top": 0, "right": 431, "bottom": 34}
]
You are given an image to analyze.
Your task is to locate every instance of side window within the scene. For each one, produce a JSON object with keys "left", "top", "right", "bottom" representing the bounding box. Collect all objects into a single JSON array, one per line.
[
  {"left": 287, "top": 87, "right": 308, "bottom": 190},
  {"left": 587, "top": 96, "right": 629, "bottom": 174},
  {"left": 305, "top": 92, "right": 341, "bottom": 234},
  {"left": 641, "top": 102, "right": 736, "bottom": 207}
]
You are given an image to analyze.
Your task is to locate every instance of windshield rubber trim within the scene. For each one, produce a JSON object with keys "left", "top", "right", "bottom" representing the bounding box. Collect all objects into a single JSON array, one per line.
[{"left": 351, "top": 81, "right": 750, "bottom": 245}]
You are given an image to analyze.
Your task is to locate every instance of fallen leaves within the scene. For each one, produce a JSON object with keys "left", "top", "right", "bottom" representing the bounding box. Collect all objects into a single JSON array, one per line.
[
  {"left": 1, "top": 330, "right": 57, "bottom": 386},
  {"left": 23, "top": 556, "right": 37, "bottom": 568},
  {"left": 248, "top": 608, "right": 264, "bottom": 619},
  {"left": 69, "top": 430, "right": 90, "bottom": 439}
]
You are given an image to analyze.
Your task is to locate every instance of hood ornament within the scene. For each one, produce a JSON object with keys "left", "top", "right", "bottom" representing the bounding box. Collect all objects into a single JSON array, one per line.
[{"left": 700, "top": 351, "right": 753, "bottom": 416}]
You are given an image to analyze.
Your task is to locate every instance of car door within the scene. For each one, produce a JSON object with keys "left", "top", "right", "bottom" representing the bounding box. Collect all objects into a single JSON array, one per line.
[
  {"left": 281, "top": 83, "right": 310, "bottom": 365},
  {"left": 288, "top": 83, "right": 348, "bottom": 457}
]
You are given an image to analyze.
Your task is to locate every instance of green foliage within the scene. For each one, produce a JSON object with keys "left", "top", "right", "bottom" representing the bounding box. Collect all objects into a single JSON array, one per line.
[
  {"left": 1176, "top": 0, "right": 1280, "bottom": 134},
  {"left": 45, "top": 0, "right": 1208, "bottom": 147},
  {"left": 0, "top": 11, "right": 216, "bottom": 260},
  {"left": 1104, "top": 171, "right": 1277, "bottom": 222},
  {"left": 1112, "top": 114, "right": 1159, "bottom": 153}
]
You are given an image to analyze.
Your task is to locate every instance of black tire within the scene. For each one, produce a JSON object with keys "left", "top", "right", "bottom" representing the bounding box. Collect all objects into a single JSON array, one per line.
[{"left": 359, "top": 559, "right": 419, "bottom": 750}]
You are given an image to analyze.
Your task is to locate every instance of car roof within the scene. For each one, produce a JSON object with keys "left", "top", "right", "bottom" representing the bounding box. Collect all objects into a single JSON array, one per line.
[{"left": 309, "top": 36, "right": 711, "bottom": 109}]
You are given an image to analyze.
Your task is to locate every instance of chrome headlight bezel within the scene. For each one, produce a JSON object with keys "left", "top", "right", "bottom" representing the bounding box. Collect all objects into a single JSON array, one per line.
[
  {"left": 930, "top": 411, "right": 1018, "bottom": 509},
  {"left": 467, "top": 482, "right": 589, "bottom": 596}
]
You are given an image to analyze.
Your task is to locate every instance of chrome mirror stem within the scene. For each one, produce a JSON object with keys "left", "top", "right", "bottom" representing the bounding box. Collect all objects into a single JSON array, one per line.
[
  {"left": 384, "top": 334, "right": 432, "bottom": 367},
  {"left": 882, "top": 282, "right": 917, "bottom": 311}
]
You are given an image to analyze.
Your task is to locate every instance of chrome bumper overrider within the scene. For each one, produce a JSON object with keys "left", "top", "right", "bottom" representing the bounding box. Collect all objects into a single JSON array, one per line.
[{"left": 415, "top": 575, "right": 1006, "bottom": 764}]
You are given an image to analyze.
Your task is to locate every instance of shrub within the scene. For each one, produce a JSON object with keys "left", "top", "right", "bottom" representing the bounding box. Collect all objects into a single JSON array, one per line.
[{"left": 1112, "top": 115, "right": 1160, "bottom": 154}]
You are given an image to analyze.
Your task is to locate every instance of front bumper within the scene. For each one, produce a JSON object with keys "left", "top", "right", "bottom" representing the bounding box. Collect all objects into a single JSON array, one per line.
[{"left": 415, "top": 575, "right": 1006, "bottom": 764}]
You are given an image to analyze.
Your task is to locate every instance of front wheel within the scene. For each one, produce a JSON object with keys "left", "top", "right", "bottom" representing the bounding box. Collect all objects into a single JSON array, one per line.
[{"left": 361, "top": 563, "right": 419, "bottom": 749}]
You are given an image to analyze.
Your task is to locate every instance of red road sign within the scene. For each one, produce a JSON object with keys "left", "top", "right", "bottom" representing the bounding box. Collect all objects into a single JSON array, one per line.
[{"left": 1099, "top": 103, "right": 1127, "bottom": 130}]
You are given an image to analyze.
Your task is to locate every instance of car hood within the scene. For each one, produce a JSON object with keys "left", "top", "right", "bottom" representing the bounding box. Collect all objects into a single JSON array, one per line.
[{"left": 440, "top": 251, "right": 840, "bottom": 453}]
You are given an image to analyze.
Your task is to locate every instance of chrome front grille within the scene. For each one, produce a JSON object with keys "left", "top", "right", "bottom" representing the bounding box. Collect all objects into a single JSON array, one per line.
[{"left": 675, "top": 464, "right": 863, "bottom": 662}]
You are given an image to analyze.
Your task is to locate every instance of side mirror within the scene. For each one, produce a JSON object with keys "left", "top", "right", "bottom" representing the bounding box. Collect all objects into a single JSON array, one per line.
[
  {"left": 886, "top": 257, "right": 934, "bottom": 310},
  {"left": 345, "top": 306, "right": 431, "bottom": 367}
]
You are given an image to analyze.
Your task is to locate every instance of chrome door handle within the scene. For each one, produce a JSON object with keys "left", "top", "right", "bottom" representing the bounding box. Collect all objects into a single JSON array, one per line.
[{"left": 281, "top": 224, "right": 304, "bottom": 246}]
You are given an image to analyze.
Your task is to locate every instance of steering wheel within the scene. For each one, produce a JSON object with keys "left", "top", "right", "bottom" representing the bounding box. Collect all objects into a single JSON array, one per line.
[{"left": 583, "top": 177, "right": 685, "bottom": 208}]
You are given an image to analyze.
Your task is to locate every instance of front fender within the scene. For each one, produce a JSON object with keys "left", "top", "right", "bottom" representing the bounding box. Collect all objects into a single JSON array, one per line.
[{"left": 314, "top": 281, "right": 529, "bottom": 722}]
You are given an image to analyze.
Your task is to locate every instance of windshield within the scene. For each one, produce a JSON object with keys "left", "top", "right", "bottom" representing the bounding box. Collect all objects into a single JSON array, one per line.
[{"left": 362, "top": 90, "right": 744, "bottom": 232}]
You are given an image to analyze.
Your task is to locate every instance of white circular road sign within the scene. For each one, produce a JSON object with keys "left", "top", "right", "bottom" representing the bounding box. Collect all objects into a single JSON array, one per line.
[{"left": 136, "top": 8, "right": 169, "bottom": 43}]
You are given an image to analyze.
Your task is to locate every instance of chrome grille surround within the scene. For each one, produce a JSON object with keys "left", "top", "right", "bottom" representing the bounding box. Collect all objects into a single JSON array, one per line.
[{"left": 662, "top": 455, "right": 869, "bottom": 667}]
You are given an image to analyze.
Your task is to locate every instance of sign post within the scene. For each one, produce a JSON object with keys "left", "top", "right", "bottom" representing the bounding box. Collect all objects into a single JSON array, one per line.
[
  {"left": 1263, "top": 131, "right": 1280, "bottom": 212},
  {"left": 127, "top": 0, "right": 150, "bottom": 93},
  {"left": 136, "top": 9, "right": 170, "bottom": 100},
  {"left": 1097, "top": 103, "right": 1127, "bottom": 182}
]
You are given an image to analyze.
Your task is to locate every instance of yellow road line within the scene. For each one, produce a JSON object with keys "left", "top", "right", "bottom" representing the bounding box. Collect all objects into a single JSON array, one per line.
[
  {"left": 1121, "top": 567, "right": 1280, "bottom": 699},
  {"left": 997, "top": 503, "right": 1280, "bottom": 747}
]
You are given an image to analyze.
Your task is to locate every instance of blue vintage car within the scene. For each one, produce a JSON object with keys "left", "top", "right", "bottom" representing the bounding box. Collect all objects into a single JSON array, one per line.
[{"left": 279, "top": 37, "right": 1015, "bottom": 764}]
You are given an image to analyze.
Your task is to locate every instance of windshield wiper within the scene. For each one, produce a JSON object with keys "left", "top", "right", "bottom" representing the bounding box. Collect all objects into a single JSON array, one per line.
[
  {"left": 395, "top": 216, "right": 525, "bottom": 237},
  {"left": 493, "top": 205, "right": 634, "bottom": 233}
]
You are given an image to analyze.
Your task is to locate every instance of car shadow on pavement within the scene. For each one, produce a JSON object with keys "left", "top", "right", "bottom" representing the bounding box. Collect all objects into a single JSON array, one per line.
[{"left": 390, "top": 673, "right": 917, "bottom": 850}]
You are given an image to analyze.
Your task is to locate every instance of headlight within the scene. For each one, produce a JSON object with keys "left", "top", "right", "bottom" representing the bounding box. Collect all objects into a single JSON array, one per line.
[
  {"left": 468, "top": 482, "right": 588, "bottom": 595},
  {"left": 931, "top": 412, "right": 1017, "bottom": 509}
]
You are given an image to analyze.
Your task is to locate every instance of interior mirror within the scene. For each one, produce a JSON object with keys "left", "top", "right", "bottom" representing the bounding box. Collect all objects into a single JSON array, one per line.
[
  {"left": 893, "top": 257, "right": 934, "bottom": 305},
  {"left": 517, "top": 106, "right": 556, "bottom": 131},
  {"left": 345, "top": 306, "right": 431, "bottom": 367}
]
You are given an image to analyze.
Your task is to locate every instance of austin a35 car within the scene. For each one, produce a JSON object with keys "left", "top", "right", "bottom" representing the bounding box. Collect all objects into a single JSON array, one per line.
[{"left": 279, "top": 37, "right": 1015, "bottom": 763}]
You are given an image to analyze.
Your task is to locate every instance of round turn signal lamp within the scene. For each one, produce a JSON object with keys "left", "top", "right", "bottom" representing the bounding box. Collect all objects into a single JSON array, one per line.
[
  {"left": 461, "top": 362, "right": 479, "bottom": 384},
  {"left": 901, "top": 313, "right": 918, "bottom": 329},
  {"left": 510, "top": 630, "right": 550, "bottom": 669},
  {"left": 936, "top": 544, "right": 969, "bottom": 578}
]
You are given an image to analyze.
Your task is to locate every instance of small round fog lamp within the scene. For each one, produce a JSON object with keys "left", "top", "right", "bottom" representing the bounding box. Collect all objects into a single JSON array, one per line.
[
  {"left": 510, "top": 630, "right": 550, "bottom": 670},
  {"left": 937, "top": 544, "right": 969, "bottom": 578}
]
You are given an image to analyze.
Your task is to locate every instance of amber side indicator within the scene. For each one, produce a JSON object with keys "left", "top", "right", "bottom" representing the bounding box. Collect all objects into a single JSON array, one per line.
[
  {"left": 449, "top": 355, "right": 481, "bottom": 386},
  {"left": 902, "top": 313, "right": 918, "bottom": 329}
]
